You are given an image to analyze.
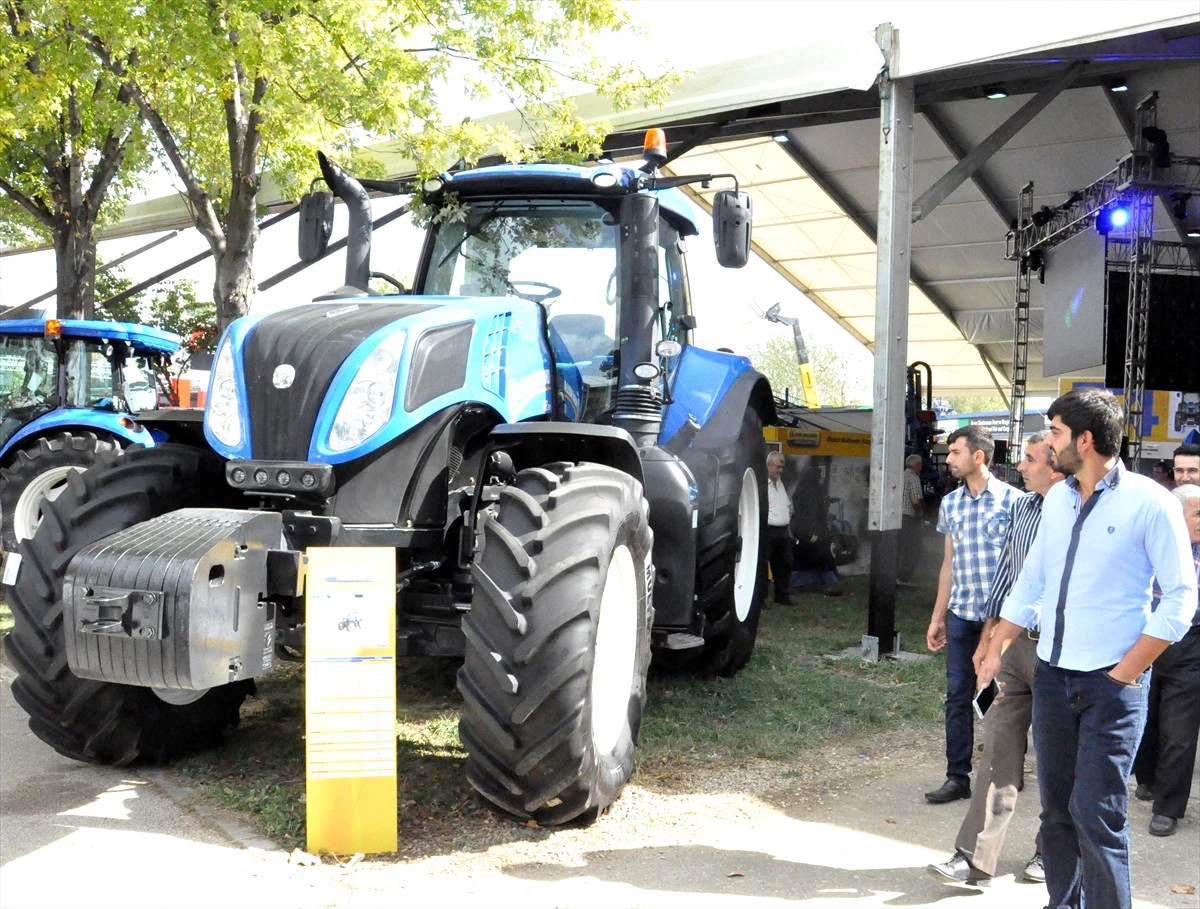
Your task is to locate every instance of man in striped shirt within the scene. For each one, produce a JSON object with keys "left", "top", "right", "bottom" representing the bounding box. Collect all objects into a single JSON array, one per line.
[
  {"left": 928, "top": 431, "right": 1063, "bottom": 885},
  {"left": 925, "top": 425, "right": 1021, "bottom": 804}
]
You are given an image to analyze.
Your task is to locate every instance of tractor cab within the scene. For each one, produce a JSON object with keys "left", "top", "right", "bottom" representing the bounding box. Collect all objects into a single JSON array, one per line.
[{"left": 0, "top": 319, "right": 178, "bottom": 449}]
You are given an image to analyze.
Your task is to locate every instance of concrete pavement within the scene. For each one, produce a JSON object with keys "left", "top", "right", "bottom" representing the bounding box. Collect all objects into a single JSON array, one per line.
[{"left": 2, "top": 664, "right": 1198, "bottom": 908}]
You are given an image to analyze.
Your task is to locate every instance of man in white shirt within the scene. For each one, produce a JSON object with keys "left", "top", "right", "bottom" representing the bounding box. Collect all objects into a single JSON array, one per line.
[{"left": 766, "top": 451, "right": 794, "bottom": 605}]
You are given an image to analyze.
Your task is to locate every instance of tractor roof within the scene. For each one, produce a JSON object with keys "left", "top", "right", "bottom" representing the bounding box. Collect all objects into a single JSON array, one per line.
[
  {"left": 1, "top": 319, "right": 181, "bottom": 354},
  {"left": 433, "top": 162, "right": 701, "bottom": 237}
]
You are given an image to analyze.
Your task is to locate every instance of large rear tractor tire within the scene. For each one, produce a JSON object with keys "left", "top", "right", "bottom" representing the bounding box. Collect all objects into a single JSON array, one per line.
[
  {"left": 681, "top": 408, "right": 769, "bottom": 677},
  {"left": 2, "top": 444, "right": 252, "bottom": 765},
  {"left": 0, "top": 431, "right": 120, "bottom": 553},
  {"left": 458, "top": 461, "right": 653, "bottom": 825}
]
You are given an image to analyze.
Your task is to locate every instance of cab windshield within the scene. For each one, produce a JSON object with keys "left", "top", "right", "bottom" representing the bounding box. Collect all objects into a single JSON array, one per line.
[
  {"left": 419, "top": 198, "right": 689, "bottom": 421},
  {"left": 0, "top": 334, "right": 161, "bottom": 447},
  {"left": 0, "top": 335, "right": 58, "bottom": 447}
]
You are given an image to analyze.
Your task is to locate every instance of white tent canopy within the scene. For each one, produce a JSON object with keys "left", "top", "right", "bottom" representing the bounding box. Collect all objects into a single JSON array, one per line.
[{"left": 5, "top": 5, "right": 1198, "bottom": 396}]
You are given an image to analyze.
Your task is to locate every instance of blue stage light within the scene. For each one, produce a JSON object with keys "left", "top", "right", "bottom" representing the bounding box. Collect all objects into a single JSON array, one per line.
[{"left": 1096, "top": 204, "right": 1132, "bottom": 236}]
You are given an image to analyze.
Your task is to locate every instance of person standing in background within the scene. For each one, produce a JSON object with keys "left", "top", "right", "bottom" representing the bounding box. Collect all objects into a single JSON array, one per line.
[
  {"left": 1132, "top": 482, "right": 1200, "bottom": 837},
  {"left": 765, "top": 451, "right": 794, "bottom": 605},
  {"left": 899, "top": 454, "right": 925, "bottom": 588},
  {"left": 1173, "top": 443, "right": 1199, "bottom": 486}
]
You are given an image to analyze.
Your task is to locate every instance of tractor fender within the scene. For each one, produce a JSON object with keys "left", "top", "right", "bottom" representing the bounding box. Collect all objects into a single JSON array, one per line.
[
  {"left": 485, "top": 423, "right": 644, "bottom": 485},
  {"left": 661, "top": 347, "right": 775, "bottom": 450},
  {"left": 0, "top": 410, "right": 154, "bottom": 462},
  {"left": 676, "top": 367, "right": 775, "bottom": 454}
]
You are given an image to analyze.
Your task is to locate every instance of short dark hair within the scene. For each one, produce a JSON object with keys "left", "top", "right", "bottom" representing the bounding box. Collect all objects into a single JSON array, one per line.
[
  {"left": 1174, "top": 443, "right": 1200, "bottom": 461},
  {"left": 947, "top": 425, "right": 995, "bottom": 466},
  {"left": 1047, "top": 387, "right": 1124, "bottom": 456}
]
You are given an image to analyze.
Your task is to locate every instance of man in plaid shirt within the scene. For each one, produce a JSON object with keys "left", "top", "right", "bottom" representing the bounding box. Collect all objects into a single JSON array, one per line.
[{"left": 925, "top": 425, "right": 1020, "bottom": 804}]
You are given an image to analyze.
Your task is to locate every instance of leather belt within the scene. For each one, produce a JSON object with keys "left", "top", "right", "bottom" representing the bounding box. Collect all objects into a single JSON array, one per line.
[{"left": 1026, "top": 628, "right": 1040, "bottom": 641}]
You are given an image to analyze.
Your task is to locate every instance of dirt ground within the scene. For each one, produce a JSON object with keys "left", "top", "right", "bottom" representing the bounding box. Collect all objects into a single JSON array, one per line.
[{"left": 4, "top": 666, "right": 1199, "bottom": 909}]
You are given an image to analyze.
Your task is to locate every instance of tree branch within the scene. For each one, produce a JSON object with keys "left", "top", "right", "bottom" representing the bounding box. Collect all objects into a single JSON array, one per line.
[
  {"left": 0, "top": 177, "right": 56, "bottom": 229},
  {"left": 85, "top": 31, "right": 226, "bottom": 250}
]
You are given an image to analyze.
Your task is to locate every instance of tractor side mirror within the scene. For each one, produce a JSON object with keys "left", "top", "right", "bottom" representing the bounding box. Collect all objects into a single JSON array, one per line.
[
  {"left": 712, "top": 190, "right": 752, "bottom": 268},
  {"left": 298, "top": 191, "right": 335, "bottom": 262}
]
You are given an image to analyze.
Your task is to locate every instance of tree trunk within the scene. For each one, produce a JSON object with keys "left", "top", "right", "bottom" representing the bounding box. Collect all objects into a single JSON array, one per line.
[
  {"left": 213, "top": 241, "right": 257, "bottom": 332},
  {"left": 52, "top": 216, "right": 98, "bottom": 320}
]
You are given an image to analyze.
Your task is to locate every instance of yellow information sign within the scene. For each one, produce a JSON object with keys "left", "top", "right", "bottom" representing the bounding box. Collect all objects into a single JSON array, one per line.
[
  {"left": 764, "top": 426, "right": 873, "bottom": 458},
  {"left": 305, "top": 547, "right": 397, "bottom": 856}
]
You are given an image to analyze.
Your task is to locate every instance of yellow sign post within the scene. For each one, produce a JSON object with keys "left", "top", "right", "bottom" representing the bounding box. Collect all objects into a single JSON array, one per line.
[{"left": 305, "top": 547, "right": 397, "bottom": 855}]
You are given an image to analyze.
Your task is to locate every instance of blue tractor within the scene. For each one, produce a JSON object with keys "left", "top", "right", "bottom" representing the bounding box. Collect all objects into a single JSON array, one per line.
[
  {"left": 3, "top": 132, "right": 775, "bottom": 826},
  {"left": 0, "top": 318, "right": 181, "bottom": 552}
]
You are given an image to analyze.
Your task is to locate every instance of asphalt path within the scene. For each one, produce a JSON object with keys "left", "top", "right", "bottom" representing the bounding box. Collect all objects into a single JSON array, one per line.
[{"left": 2, "top": 663, "right": 1197, "bottom": 909}]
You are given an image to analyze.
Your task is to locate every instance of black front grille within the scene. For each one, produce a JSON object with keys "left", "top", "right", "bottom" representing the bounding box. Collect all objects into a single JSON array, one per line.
[{"left": 244, "top": 302, "right": 436, "bottom": 459}]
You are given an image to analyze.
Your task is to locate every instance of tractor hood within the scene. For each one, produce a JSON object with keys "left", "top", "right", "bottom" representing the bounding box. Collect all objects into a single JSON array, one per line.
[{"left": 203, "top": 297, "right": 554, "bottom": 463}]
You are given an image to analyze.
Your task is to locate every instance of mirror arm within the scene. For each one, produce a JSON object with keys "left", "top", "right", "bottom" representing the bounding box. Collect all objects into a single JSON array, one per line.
[{"left": 643, "top": 173, "right": 739, "bottom": 194}]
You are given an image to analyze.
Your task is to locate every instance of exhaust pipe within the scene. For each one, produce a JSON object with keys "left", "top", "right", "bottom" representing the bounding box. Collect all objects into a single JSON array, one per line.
[{"left": 317, "top": 151, "right": 371, "bottom": 293}]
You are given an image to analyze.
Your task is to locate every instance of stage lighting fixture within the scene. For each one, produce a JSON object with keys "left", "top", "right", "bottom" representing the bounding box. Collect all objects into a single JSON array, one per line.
[
  {"left": 1107, "top": 78, "right": 1128, "bottom": 93},
  {"left": 1028, "top": 249, "right": 1046, "bottom": 284},
  {"left": 1141, "top": 126, "right": 1171, "bottom": 168},
  {"left": 1061, "top": 191, "right": 1084, "bottom": 211},
  {"left": 772, "top": 132, "right": 790, "bottom": 144},
  {"left": 1031, "top": 205, "right": 1055, "bottom": 227},
  {"left": 984, "top": 84, "right": 1008, "bottom": 100},
  {"left": 1170, "top": 193, "right": 1190, "bottom": 220},
  {"left": 1096, "top": 204, "right": 1131, "bottom": 236}
]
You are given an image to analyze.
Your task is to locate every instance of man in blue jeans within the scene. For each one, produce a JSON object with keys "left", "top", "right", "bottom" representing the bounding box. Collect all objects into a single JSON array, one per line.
[
  {"left": 978, "top": 388, "right": 1197, "bottom": 909},
  {"left": 925, "top": 425, "right": 1019, "bottom": 803}
]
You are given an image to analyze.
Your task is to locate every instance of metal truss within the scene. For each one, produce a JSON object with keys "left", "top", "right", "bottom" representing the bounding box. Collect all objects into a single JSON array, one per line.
[
  {"left": 1003, "top": 92, "right": 1200, "bottom": 471},
  {"left": 1106, "top": 238, "right": 1200, "bottom": 275},
  {"left": 1004, "top": 183, "right": 1034, "bottom": 480}
]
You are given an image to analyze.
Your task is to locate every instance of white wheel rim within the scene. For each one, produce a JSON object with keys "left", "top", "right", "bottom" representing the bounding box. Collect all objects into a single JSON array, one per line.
[
  {"left": 14, "top": 465, "right": 78, "bottom": 542},
  {"left": 732, "top": 468, "right": 761, "bottom": 623},
  {"left": 590, "top": 543, "right": 638, "bottom": 756}
]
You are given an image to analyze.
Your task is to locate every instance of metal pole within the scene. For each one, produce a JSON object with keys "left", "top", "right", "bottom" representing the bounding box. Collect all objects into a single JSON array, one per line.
[{"left": 866, "top": 23, "right": 913, "bottom": 659}]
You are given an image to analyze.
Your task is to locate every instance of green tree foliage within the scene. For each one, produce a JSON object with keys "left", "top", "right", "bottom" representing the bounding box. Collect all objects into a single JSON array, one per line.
[
  {"left": 748, "top": 334, "right": 866, "bottom": 408},
  {"left": 939, "top": 394, "right": 1009, "bottom": 414},
  {"left": 81, "top": 0, "right": 672, "bottom": 330},
  {"left": 94, "top": 264, "right": 216, "bottom": 404},
  {"left": 0, "top": 0, "right": 151, "bottom": 319}
]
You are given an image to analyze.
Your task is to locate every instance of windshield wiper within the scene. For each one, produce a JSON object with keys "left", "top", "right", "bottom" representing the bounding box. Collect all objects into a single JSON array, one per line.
[{"left": 436, "top": 201, "right": 505, "bottom": 269}]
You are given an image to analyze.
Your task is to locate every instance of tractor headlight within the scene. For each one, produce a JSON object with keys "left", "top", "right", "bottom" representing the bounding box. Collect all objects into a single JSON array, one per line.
[
  {"left": 328, "top": 332, "right": 406, "bottom": 452},
  {"left": 207, "top": 340, "right": 242, "bottom": 448}
]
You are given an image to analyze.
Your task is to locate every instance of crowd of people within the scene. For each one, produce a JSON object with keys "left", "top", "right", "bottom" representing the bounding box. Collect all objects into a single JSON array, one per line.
[
  {"left": 761, "top": 390, "right": 1197, "bottom": 909},
  {"left": 916, "top": 388, "right": 1199, "bottom": 909}
]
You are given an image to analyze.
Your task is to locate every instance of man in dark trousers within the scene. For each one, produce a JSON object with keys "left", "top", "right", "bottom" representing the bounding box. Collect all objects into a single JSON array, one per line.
[
  {"left": 925, "top": 425, "right": 1020, "bottom": 804},
  {"left": 765, "top": 450, "right": 794, "bottom": 605},
  {"left": 928, "top": 431, "right": 1063, "bottom": 885},
  {"left": 1132, "top": 479, "right": 1200, "bottom": 836},
  {"left": 979, "top": 388, "right": 1197, "bottom": 909}
]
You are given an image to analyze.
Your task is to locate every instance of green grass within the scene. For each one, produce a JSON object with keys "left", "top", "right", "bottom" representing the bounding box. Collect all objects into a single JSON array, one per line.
[
  {"left": 171, "top": 574, "right": 945, "bottom": 850},
  {"left": 640, "top": 576, "right": 943, "bottom": 763},
  {"left": 0, "top": 598, "right": 11, "bottom": 638}
]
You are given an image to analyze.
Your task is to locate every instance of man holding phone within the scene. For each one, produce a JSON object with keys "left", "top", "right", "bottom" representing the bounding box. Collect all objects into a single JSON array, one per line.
[{"left": 928, "top": 431, "right": 1063, "bottom": 886}]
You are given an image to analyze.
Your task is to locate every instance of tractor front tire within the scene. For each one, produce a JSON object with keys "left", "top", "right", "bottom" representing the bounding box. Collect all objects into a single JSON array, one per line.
[
  {"left": 458, "top": 461, "right": 653, "bottom": 826},
  {"left": 0, "top": 431, "right": 120, "bottom": 553},
  {"left": 2, "top": 444, "right": 251, "bottom": 765}
]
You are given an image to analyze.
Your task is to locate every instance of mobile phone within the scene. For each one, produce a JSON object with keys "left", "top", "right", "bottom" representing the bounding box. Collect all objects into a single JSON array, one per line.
[{"left": 972, "top": 680, "right": 999, "bottom": 719}]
